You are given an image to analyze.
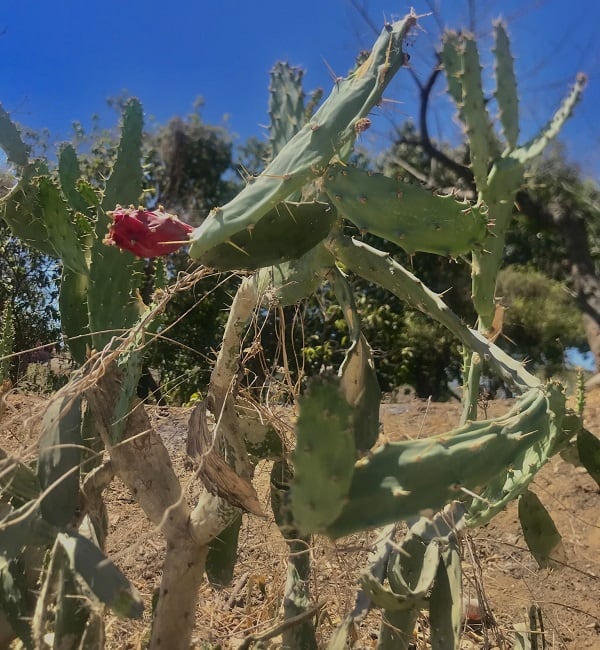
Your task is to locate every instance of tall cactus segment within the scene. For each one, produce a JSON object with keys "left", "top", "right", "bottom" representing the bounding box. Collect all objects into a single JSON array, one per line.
[
  {"left": 440, "top": 25, "right": 586, "bottom": 335},
  {"left": 188, "top": 12, "right": 417, "bottom": 262},
  {"left": 323, "top": 163, "right": 488, "bottom": 257},
  {"left": 268, "top": 62, "right": 306, "bottom": 159},
  {"left": 0, "top": 98, "right": 147, "bottom": 360},
  {"left": 88, "top": 99, "right": 145, "bottom": 351}
]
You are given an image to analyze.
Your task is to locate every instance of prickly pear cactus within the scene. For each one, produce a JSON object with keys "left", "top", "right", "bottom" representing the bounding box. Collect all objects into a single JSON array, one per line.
[
  {"left": 291, "top": 376, "right": 356, "bottom": 534},
  {"left": 0, "top": 98, "right": 147, "bottom": 361},
  {"left": 188, "top": 13, "right": 417, "bottom": 261},
  {"left": 440, "top": 24, "right": 586, "bottom": 335}
]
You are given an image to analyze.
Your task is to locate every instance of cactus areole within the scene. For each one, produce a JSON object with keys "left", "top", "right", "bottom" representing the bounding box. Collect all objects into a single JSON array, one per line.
[{"left": 104, "top": 205, "right": 193, "bottom": 258}]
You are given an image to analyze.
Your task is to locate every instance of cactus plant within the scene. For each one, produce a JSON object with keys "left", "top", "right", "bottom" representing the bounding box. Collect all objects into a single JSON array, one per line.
[
  {"left": 439, "top": 24, "right": 586, "bottom": 421},
  {"left": 0, "top": 9, "right": 593, "bottom": 650}
]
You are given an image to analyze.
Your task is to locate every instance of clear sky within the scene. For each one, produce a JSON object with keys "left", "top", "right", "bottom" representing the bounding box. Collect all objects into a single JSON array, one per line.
[{"left": 2, "top": 0, "right": 599, "bottom": 179}]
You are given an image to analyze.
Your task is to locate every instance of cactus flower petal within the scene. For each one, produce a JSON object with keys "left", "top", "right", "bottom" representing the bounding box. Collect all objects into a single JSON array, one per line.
[{"left": 104, "top": 205, "right": 193, "bottom": 258}]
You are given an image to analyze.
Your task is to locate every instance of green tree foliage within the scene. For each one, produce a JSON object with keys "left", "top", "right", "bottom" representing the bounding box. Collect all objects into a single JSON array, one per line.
[
  {"left": 0, "top": 218, "right": 60, "bottom": 379},
  {"left": 145, "top": 105, "right": 235, "bottom": 224},
  {"left": 496, "top": 266, "right": 586, "bottom": 376}
]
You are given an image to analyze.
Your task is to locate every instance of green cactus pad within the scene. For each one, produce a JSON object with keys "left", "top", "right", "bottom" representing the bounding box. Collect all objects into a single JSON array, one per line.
[
  {"left": 57, "top": 531, "right": 144, "bottom": 619},
  {"left": 38, "top": 395, "right": 82, "bottom": 528},
  {"left": 459, "top": 37, "right": 495, "bottom": 190},
  {"left": 323, "top": 385, "right": 564, "bottom": 538},
  {"left": 493, "top": 22, "right": 519, "bottom": 150},
  {"left": 440, "top": 33, "right": 464, "bottom": 107},
  {"left": 1, "top": 163, "right": 57, "bottom": 257},
  {"left": 59, "top": 269, "right": 90, "bottom": 365},
  {"left": 58, "top": 144, "right": 98, "bottom": 217},
  {"left": 88, "top": 99, "right": 145, "bottom": 350},
  {"left": 189, "top": 13, "right": 417, "bottom": 261},
  {"left": 205, "top": 513, "right": 242, "bottom": 588},
  {"left": 101, "top": 99, "right": 144, "bottom": 210},
  {"left": 339, "top": 334, "right": 381, "bottom": 452},
  {"left": 466, "top": 381, "right": 568, "bottom": 527},
  {"left": 512, "top": 72, "right": 586, "bottom": 165},
  {"left": 577, "top": 428, "right": 600, "bottom": 488},
  {"left": 0, "top": 448, "right": 40, "bottom": 503},
  {"left": 291, "top": 375, "right": 356, "bottom": 534},
  {"left": 0, "top": 103, "right": 28, "bottom": 167},
  {"left": 518, "top": 489, "right": 564, "bottom": 569},
  {"left": 269, "top": 62, "right": 306, "bottom": 159},
  {"left": 324, "top": 164, "right": 488, "bottom": 256},
  {"left": 429, "top": 543, "right": 462, "bottom": 650},
  {"left": 36, "top": 176, "right": 88, "bottom": 275},
  {"left": 197, "top": 201, "right": 336, "bottom": 271}
]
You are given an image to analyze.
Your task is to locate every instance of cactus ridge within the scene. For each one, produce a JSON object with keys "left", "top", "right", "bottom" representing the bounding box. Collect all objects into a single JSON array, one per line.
[
  {"left": 440, "top": 33, "right": 499, "bottom": 190},
  {"left": 291, "top": 375, "right": 356, "bottom": 534},
  {"left": 429, "top": 542, "right": 462, "bottom": 649},
  {"left": 324, "top": 164, "right": 488, "bottom": 256},
  {"left": 197, "top": 200, "right": 336, "bottom": 271},
  {"left": 458, "top": 37, "right": 497, "bottom": 190},
  {"left": 189, "top": 13, "right": 417, "bottom": 261},
  {"left": 323, "top": 384, "right": 565, "bottom": 538}
]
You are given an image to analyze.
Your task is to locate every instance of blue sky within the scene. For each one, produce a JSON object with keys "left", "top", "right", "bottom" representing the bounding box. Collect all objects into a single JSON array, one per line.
[{"left": 2, "top": 0, "right": 599, "bottom": 179}]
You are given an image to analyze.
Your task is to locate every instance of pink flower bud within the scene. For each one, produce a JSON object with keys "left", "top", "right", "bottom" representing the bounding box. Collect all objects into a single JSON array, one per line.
[{"left": 103, "top": 206, "right": 193, "bottom": 258}]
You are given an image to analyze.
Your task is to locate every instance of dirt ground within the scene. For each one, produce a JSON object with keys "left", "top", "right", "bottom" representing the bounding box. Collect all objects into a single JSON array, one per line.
[{"left": 2, "top": 388, "right": 600, "bottom": 649}]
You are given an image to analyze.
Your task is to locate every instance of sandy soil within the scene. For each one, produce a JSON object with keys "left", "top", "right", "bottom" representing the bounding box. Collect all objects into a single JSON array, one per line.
[{"left": 2, "top": 389, "right": 599, "bottom": 649}]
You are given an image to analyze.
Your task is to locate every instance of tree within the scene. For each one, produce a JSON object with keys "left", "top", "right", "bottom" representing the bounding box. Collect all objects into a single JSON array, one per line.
[{"left": 0, "top": 174, "right": 60, "bottom": 379}]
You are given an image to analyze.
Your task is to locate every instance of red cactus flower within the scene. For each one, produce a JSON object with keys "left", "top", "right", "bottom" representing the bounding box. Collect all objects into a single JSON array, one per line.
[{"left": 103, "top": 205, "right": 193, "bottom": 258}]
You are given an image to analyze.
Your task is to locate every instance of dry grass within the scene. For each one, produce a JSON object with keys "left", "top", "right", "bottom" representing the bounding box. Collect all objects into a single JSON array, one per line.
[{"left": 2, "top": 387, "right": 600, "bottom": 649}]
